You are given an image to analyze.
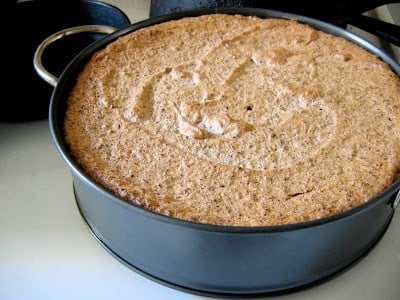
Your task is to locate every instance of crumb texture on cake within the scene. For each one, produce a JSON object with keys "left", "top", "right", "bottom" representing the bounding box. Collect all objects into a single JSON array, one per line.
[{"left": 64, "top": 14, "right": 400, "bottom": 226}]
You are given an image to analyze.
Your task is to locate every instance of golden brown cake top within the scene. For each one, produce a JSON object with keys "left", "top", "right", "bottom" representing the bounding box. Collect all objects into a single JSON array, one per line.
[{"left": 64, "top": 14, "right": 400, "bottom": 226}]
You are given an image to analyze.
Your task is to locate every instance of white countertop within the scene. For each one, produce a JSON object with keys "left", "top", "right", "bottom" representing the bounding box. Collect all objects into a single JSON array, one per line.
[{"left": 1, "top": 1, "right": 399, "bottom": 299}]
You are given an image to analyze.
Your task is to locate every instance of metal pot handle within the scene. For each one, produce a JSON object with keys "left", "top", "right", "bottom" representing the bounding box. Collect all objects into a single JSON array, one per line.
[
  {"left": 33, "top": 25, "right": 117, "bottom": 88},
  {"left": 393, "top": 190, "right": 400, "bottom": 209},
  {"left": 347, "top": 14, "right": 400, "bottom": 47}
]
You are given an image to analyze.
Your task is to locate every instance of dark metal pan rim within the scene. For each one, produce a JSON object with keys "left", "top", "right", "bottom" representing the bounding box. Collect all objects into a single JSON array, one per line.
[
  {"left": 50, "top": 7, "right": 400, "bottom": 234},
  {"left": 74, "top": 186, "right": 394, "bottom": 298}
]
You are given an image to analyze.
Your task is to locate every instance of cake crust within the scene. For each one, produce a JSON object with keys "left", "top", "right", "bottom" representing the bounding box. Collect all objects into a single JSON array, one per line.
[{"left": 64, "top": 14, "right": 400, "bottom": 226}]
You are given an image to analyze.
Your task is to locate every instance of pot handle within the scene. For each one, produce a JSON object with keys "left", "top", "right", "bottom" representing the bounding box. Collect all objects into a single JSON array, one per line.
[
  {"left": 33, "top": 25, "right": 117, "bottom": 88},
  {"left": 347, "top": 14, "right": 400, "bottom": 47},
  {"left": 393, "top": 190, "right": 400, "bottom": 209}
]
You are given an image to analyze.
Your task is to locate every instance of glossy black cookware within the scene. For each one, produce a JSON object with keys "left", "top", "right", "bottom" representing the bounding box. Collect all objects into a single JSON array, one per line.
[
  {"left": 36, "top": 7, "right": 400, "bottom": 297},
  {"left": 3, "top": 0, "right": 130, "bottom": 122}
]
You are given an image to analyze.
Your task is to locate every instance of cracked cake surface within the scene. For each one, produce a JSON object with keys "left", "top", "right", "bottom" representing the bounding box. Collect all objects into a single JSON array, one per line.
[{"left": 64, "top": 14, "right": 400, "bottom": 226}]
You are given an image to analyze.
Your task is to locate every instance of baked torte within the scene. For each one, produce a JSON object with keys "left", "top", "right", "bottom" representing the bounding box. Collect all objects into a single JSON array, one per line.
[{"left": 64, "top": 14, "right": 400, "bottom": 226}]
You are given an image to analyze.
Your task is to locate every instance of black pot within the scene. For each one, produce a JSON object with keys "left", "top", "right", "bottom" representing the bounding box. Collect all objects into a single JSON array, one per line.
[
  {"left": 2, "top": 0, "right": 130, "bottom": 122},
  {"left": 37, "top": 8, "right": 400, "bottom": 298},
  {"left": 150, "top": 0, "right": 400, "bottom": 47}
]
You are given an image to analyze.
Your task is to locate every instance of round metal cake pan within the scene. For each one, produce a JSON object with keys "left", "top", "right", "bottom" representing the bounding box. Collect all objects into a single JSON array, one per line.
[{"left": 36, "top": 7, "right": 400, "bottom": 297}]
